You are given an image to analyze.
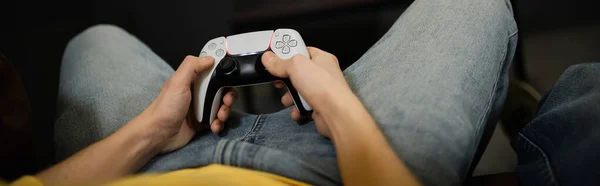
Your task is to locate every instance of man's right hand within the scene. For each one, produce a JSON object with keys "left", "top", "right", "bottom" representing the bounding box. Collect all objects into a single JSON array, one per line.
[
  {"left": 261, "top": 47, "right": 358, "bottom": 138},
  {"left": 262, "top": 47, "right": 421, "bottom": 186}
]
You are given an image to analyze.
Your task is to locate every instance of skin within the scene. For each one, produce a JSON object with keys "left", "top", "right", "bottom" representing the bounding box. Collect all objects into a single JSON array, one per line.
[
  {"left": 35, "top": 48, "right": 421, "bottom": 186},
  {"left": 36, "top": 56, "right": 236, "bottom": 185},
  {"left": 263, "top": 48, "right": 421, "bottom": 186}
]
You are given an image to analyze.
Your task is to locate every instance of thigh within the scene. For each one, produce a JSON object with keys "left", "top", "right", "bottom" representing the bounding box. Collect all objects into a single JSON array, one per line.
[
  {"left": 513, "top": 63, "right": 600, "bottom": 186},
  {"left": 56, "top": 25, "right": 268, "bottom": 172},
  {"left": 254, "top": 0, "right": 518, "bottom": 185},
  {"left": 199, "top": 0, "right": 517, "bottom": 185},
  {"left": 344, "top": 0, "right": 518, "bottom": 185},
  {"left": 55, "top": 25, "right": 173, "bottom": 161}
]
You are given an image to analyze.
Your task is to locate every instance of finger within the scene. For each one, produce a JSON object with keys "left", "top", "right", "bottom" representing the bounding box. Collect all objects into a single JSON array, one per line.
[
  {"left": 311, "top": 112, "right": 331, "bottom": 138},
  {"left": 211, "top": 119, "right": 224, "bottom": 134},
  {"left": 273, "top": 81, "right": 285, "bottom": 88},
  {"left": 290, "top": 107, "right": 302, "bottom": 121},
  {"left": 217, "top": 104, "right": 230, "bottom": 122},
  {"left": 186, "top": 108, "right": 203, "bottom": 132},
  {"left": 222, "top": 90, "right": 237, "bottom": 107},
  {"left": 307, "top": 47, "right": 338, "bottom": 67},
  {"left": 261, "top": 51, "right": 300, "bottom": 78},
  {"left": 312, "top": 111, "right": 321, "bottom": 123},
  {"left": 306, "top": 47, "right": 344, "bottom": 80},
  {"left": 306, "top": 47, "right": 325, "bottom": 58},
  {"left": 170, "top": 56, "right": 214, "bottom": 87},
  {"left": 281, "top": 91, "right": 294, "bottom": 107}
]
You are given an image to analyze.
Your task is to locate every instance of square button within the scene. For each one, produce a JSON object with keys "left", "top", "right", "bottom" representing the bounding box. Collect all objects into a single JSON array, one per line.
[{"left": 208, "top": 43, "right": 217, "bottom": 50}]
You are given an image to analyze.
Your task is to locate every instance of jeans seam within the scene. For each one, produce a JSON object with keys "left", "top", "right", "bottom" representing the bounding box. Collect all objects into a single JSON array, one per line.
[
  {"left": 241, "top": 114, "right": 269, "bottom": 142},
  {"left": 463, "top": 31, "right": 516, "bottom": 180},
  {"left": 508, "top": 30, "right": 518, "bottom": 39},
  {"left": 240, "top": 115, "right": 262, "bottom": 142},
  {"left": 517, "top": 132, "right": 560, "bottom": 185}
]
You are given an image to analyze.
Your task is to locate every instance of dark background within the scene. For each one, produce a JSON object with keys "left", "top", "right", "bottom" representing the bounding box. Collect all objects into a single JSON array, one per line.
[{"left": 2, "top": 0, "right": 600, "bottom": 180}]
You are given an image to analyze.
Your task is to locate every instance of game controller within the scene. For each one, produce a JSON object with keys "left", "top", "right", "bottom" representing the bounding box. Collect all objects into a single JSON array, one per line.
[{"left": 194, "top": 29, "right": 313, "bottom": 124}]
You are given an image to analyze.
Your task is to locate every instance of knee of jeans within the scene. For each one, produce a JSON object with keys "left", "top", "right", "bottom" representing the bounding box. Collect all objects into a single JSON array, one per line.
[
  {"left": 431, "top": 0, "right": 518, "bottom": 36},
  {"left": 66, "top": 24, "right": 131, "bottom": 52},
  {"left": 567, "top": 63, "right": 600, "bottom": 76},
  {"left": 561, "top": 63, "right": 600, "bottom": 81},
  {"left": 565, "top": 63, "right": 600, "bottom": 72},
  {"left": 490, "top": 0, "right": 519, "bottom": 34},
  {"left": 466, "top": 0, "right": 518, "bottom": 35}
]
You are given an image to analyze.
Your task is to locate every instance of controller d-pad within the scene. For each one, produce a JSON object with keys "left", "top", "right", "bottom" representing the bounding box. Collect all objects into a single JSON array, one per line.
[
  {"left": 275, "top": 34, "right": 298, "bottom": 54},
  {"left": 288, "top": 40, "right": 297, "bottom": 47},
  {"left": 275, "top": 41, "right": 284, "bottom": 49},
  {"left": 282, "top": 35, "right": 291, "bottom": 42},
  {"left": 282, "top": 46, "right": 290, "bottom": 54}
]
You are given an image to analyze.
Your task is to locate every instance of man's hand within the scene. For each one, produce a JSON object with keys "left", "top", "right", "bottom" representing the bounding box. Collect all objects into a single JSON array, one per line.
[
  {"left": 262, "top": 47, "right": 354, "bottom": 138},
  {"left": 133, "top": 55, "right": 236, "bottom": 153},
  {"left": 36, "top": 56, "right": 236, "bottom": 186},
  {"left": 262, "top": 48, "right": 421, "bottom": 186}
]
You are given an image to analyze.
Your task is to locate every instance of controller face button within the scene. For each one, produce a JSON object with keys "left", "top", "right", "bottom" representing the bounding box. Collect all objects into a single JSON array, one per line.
[
  {"left": 275, "top": 34, "right": 297, "bottom": 54},
  {"left": 219, "top": 58, "right": 238, "bottom": 75},
  {"left": 216, "top": 49, "right": 225, "bottom": 57},
  {"left": 195, "top": 30, "right": 312, "bottom": 124},
  {"left": 275, "top": 41, "right": 284, "bottom": 49},
  {"left": 288, "top": 40, "right": 297, "bottom": 47},
  {"left": 282, "top": 34, "right": 291, "bottom": 42},
  {"left": 282, "top": 46, "right": 290, "bottom": 54},
  {"left": 208, "top": 43, "right": 217, "bottom": 50}
]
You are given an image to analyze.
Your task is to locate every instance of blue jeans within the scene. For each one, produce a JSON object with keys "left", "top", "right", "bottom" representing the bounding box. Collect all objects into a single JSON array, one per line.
[
  {"left": 512, "top": 63, "right": 600, "bottom": 186},
  {"left": 55, "top": 0, "right": 518, "bottom": 185}
]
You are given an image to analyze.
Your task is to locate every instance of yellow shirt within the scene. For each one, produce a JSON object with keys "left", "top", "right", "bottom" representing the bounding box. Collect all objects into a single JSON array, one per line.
[{"left": 3, "top": 164, "right": 310, "bottom": 186}]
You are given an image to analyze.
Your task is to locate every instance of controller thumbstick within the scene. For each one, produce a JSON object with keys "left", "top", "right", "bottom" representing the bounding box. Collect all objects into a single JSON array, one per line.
[{"left": 219, "top": 58, "right": 238, "bottom": 75}]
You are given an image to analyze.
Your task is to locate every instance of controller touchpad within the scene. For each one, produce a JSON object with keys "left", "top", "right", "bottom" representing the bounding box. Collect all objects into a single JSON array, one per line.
[{"left": 227, "top": 30, "right": 273, "bottom": 56}]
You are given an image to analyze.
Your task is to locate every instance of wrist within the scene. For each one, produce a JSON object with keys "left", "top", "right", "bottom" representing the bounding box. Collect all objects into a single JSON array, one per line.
[
  {"left": 320, "top": 90, "right": 375, "bottom": 139},
  {"left": 116, "top": 116, "right": 164, "bottom": 158}
]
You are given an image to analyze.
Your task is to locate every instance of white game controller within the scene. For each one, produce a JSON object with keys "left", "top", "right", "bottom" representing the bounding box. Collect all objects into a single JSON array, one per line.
[{"left": 194, "top": 29, "right": 313, "bottom": 124}]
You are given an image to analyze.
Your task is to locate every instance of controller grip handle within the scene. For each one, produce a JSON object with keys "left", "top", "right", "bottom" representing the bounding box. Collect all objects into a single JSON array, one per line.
[{"left": 280, "top": 79, "right": 312, "bottom": 116}]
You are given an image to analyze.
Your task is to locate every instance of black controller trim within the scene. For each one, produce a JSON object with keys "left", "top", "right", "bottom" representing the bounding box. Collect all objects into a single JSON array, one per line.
[{"left": 201, "top": 51, "right": 311, "bottom": 124}]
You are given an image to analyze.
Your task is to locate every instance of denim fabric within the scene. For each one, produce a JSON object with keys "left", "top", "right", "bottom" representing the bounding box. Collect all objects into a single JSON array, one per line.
[
  {"left": 55, "top": 0, "right": 518, "bottom": 185},
  {"left": 512, "top": 63, "right": 600, "bottom": 186},
  {"left": 55, "top": 25, "right": 174, "bottom": 160}
]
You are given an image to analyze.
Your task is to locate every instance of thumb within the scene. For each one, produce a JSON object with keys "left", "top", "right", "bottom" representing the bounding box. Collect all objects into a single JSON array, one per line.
[
  {"left": 170, "top": 56, "right": 214, "bottom": 87},
  {"left": 262, "top": 51, "right": 297, "bottom": 78}
]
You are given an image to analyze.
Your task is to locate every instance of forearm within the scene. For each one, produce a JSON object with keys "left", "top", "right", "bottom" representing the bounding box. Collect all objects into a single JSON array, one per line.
[
  {"left": 324, "top": 94, "right": 421, "bottom": 186},
  {"left": 36, "top": 118, "right": 160, "bottom": 186}
]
